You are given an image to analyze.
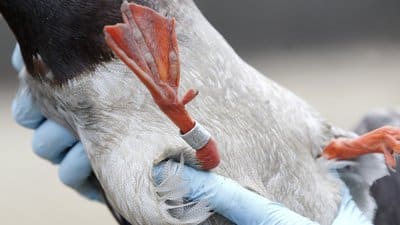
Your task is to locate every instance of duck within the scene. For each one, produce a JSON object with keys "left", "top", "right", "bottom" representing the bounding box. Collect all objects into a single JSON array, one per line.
[{"left": 0, "top": 0, "right": 394, "bottom": 224}]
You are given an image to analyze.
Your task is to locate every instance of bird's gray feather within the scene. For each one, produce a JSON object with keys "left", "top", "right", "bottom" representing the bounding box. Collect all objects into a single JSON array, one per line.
[{"left": 17, "top": 0, "right": 388, "bottom": 224}]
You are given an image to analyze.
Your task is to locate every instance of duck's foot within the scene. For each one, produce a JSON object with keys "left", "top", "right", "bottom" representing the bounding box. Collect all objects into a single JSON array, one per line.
[
  {"left": 104, "top": 2, "right": 196, "bottom": 132},
  {"left": 103, "top": 2, "right": 220, "bottom": 170},
  {"left": 322, "top": 126, "right": 400, "bottom": 170}
]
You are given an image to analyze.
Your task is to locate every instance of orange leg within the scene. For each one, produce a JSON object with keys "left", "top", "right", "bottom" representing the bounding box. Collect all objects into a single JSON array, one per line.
[
  {"left": 103, "top": 2, "right": 220, "bottom": 170},
  {"left": 322, "top": 126, "right": 400, "bottom": 169}
]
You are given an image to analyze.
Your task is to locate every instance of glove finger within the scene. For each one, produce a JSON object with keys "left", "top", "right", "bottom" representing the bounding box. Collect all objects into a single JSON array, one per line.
[
  {"left": 58, "top": 143, "right": 104, "bottom": 202},
  {"left": 75, "top": 181, "right": 105, "bottom": 203},
  {"left": 58, "top": 143, "right": 92, "bottom": 190},
  {"left": 32, "top": 120, "right": 77, "bottom": 163},
  {"left": 12, "top": 44, "right": 24, "bottom": 72},
  {"left": 12, "top": 87, "right": 45, "bottom": 129},
  {"left": 332, "top": 182, "right": 373, "bottom": 225}
]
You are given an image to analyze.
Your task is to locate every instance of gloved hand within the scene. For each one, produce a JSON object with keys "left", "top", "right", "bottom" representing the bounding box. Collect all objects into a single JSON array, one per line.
[
  {"left": 12, "top": 45, "right": 373, "bottom": 225},
  {"left": 12, "top": 45, "right": 103, "bottom": 202},
  {"left": 153, "top": 162, "right": 373, "bottom": 225}
]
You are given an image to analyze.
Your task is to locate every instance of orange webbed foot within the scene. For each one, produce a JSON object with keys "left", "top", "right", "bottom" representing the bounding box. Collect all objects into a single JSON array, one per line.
[
  {"left": 104, "top": 1, "right": 197, "bottom": 133},
  {"left": 322, "top": 126, "right": 400, "bottom": 169},
  {"left": 103, "top": 1, "right": 220, "bottom": 170}
]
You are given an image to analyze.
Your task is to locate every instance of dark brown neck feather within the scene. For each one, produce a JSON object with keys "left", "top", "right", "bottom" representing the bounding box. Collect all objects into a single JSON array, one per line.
[{"left": 0, "top": 0, "right": 149, "bottom": 83}]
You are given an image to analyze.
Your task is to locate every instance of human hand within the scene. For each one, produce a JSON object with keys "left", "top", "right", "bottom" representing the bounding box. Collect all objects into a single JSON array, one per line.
[
  {"left": 11, "top": 45, "right": 103, "bottom": 202},
  {"left": 153, "top": 161, "right": 372, "bottom": 225}
]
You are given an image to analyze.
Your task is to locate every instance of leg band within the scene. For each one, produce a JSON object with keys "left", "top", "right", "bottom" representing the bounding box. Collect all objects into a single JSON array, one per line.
[{"left": 180, "top": 122, "right": 211, "bottom": 150}]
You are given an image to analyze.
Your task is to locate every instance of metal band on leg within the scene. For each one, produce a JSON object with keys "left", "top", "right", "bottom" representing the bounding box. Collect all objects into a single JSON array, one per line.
[{"left": 180, "top": 122, "right": 211, "bottom": 150}]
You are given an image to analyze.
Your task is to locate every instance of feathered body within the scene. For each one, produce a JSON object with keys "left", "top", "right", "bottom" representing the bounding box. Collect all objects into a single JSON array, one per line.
[{"left": 5, "top": 0, "right": 387, "bottom": 224}]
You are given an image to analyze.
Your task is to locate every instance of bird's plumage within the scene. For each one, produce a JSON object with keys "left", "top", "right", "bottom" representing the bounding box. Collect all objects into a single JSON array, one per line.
[{"left": 2, "top": 0, "right": 388, "bottom": 224}]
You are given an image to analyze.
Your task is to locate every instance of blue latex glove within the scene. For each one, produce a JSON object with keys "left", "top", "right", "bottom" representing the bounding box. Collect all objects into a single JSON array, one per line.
[
  {"left": 12, "top": 45, "right": 103, "bottom": 202},
  {"left": 12, "top": 44, "right": 24, "bottom": 72},
  {"left": 153, "top": 162, "right": 372, "bottom": 225}
]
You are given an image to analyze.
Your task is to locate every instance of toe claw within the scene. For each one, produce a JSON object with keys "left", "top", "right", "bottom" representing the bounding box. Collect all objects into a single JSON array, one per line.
[
  {"left": 384, "top": 152, "right": 396, "bottom": 170},
  {"left": 182, "top": 89, "right": 199, "bottom": 105}
]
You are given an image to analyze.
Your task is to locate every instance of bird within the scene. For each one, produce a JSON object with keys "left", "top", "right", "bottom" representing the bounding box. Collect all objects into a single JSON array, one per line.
[{"left": 0, "top": 0, "right": 396, "bottom": 224}]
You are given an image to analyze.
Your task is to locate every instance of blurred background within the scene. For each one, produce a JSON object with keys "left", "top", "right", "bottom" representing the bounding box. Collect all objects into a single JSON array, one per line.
[{"left": 1, "top": 0, "right": 399, "bottom": 224}]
